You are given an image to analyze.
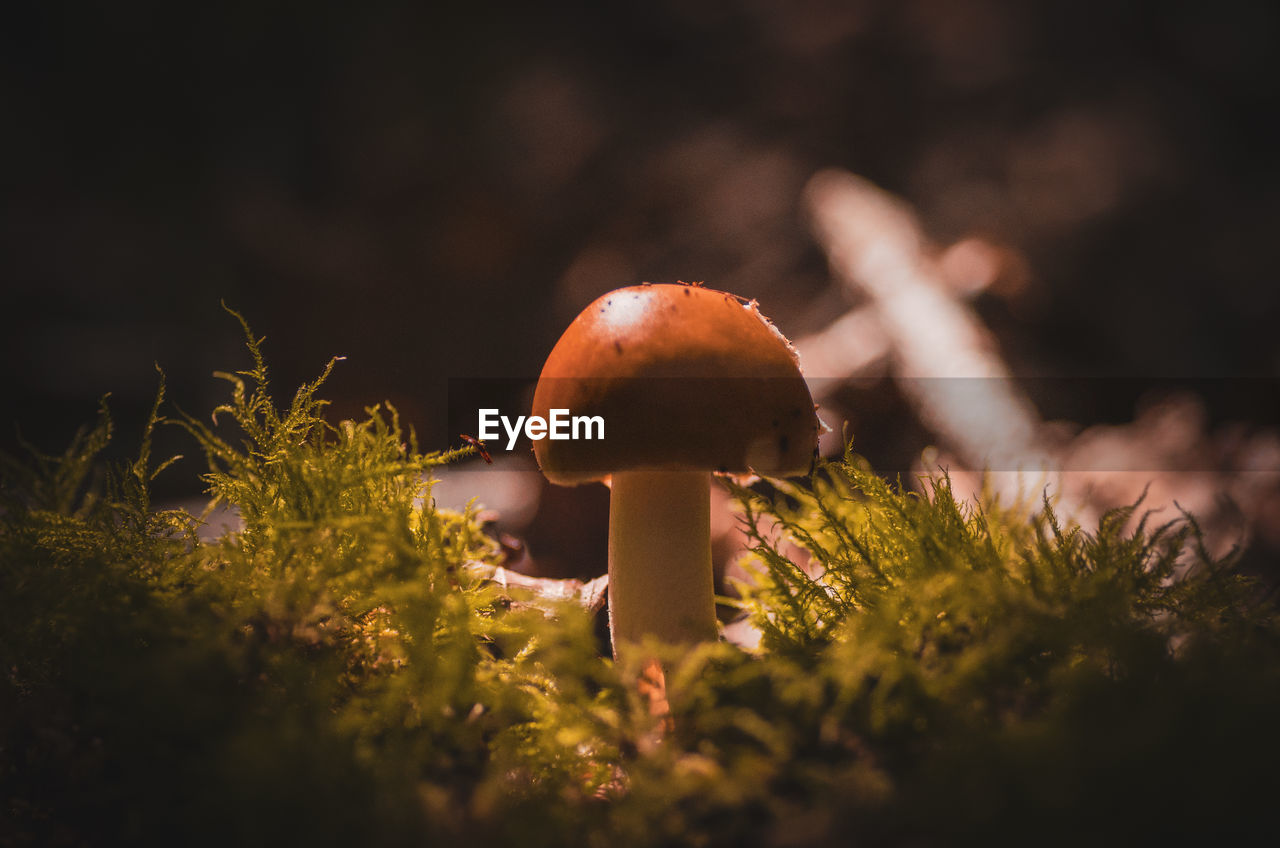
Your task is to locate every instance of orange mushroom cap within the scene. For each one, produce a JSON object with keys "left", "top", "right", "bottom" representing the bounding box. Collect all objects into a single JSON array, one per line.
[{"left": 533, "top": 284, "right": 820, "bottom": 485}]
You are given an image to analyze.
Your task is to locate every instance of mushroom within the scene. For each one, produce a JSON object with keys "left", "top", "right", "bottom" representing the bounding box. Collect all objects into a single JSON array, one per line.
[{"left": 532, "top": 283, "right": 820, "bottom": 654}]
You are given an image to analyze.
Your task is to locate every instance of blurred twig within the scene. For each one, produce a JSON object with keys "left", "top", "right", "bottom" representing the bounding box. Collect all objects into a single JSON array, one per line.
[
  {"left": 465, "top": 561, "right": 609, "bottom": 614},
  {"left": 804, "top": 169, "right": 1062, "bottom": 504},
  {"left": 801, "top": 169, "right": 1280, "bottom": 560}
]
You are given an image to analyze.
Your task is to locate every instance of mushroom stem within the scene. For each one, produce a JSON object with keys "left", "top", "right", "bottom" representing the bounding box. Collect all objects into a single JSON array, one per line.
[{"left": 607, "top": 470, "right": 717, "bottom": 654}]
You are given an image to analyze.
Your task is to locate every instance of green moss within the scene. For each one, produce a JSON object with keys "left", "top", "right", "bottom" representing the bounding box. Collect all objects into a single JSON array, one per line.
[{"left": 3, "top": 316, "right": 1277, "bottom": 846}]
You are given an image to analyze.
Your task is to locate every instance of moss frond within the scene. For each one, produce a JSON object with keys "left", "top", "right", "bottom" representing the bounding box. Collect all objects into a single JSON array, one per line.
[{"left": 3, "top": 319, "right": 1277, "bottom": 846}]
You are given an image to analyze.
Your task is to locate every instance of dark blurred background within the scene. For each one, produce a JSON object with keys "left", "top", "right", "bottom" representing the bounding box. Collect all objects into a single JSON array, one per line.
[{"left": 3, "top": 0, "right": 1278, "bottom": 575}]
